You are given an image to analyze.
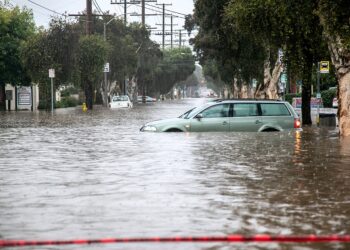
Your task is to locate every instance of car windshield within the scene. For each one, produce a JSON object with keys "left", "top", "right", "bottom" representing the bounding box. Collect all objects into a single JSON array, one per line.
[
  {"left": 179, "top": 104, "right": 211, "bottom": 119},
  {"left": 179, "top": 108, "right": 195, "bottom": 119},
  {"left": 113, "top": 96, "right": 128, "bottom": 102}
]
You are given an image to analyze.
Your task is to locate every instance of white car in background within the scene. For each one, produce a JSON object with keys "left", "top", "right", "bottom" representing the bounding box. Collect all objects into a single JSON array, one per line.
[
  {"left": 109, "top": 95, "right": 133, "bottom": 109},
  {"left": 137, "top": 96, "right": 157, "bottom": 103}
]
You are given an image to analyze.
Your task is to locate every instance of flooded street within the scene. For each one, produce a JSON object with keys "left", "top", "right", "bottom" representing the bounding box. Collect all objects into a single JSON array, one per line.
[{"left": 1, "top": 98, "right": 350, "bottom": 250}]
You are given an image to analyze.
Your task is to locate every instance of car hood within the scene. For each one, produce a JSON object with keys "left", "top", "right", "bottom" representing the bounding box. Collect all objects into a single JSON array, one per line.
[{"left": 146, "top": 118, "right": 184, "bottom": 126}]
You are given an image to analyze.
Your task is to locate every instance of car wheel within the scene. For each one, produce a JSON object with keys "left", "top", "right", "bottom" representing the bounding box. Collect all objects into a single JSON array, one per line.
[{"left": 165, "top": 128, "right": 183, "bottom": 132}]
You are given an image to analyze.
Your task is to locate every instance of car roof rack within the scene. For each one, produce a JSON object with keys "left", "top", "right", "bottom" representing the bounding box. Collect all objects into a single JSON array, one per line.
[{"left": 210, "top": 98, "right": 283, "bottom": 102}]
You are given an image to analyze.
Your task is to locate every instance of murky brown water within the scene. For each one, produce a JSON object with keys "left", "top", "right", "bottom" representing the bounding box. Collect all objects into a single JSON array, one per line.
[{"left": 1, "top": 98, "right": 350, "bottom": 250}]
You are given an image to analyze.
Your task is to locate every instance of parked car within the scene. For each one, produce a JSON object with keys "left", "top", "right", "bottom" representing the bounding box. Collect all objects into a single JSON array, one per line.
[
  {"left": 140, "top": 99, "right": 301, "bottom": 132},
  {"left": 137, "top": 96, "right": 157, "bottom": 103},
  {"left": 332, "top": 97, "right": 338, "bottom": 108},
  {"left": 109, "top": 95, "right": 133, "bottom": 109}
]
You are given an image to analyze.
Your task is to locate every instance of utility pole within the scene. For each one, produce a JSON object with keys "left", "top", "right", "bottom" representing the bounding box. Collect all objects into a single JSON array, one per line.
[
  {"left": 142, "top": 0, "right": 145, "bottom": 26},
  {"left": 162, "top": 3, "right": 165, "bottom": 49},
  {"left": 179, "top": 30, "right": 182, "bottom": 47},
  {"left": 111, "top": 0, "right": 140, "bottom": 24},
  {"left": 69, "top": 1, "right": 111, "bottom": 110},
  {"left": 124, "top": 0, "right": 127, "bottom": 24},
  {"left": 170, "top": 15, "right": 173, "bottom": 48},
  {"left": 86, "top": 0, "right": 92, "bottom": 34},
  {"left": 70, "top": 1, "right": 111, "bottom": 35},
  {"left": 156, "top": 3, "right": 172, "bottom": 49}
]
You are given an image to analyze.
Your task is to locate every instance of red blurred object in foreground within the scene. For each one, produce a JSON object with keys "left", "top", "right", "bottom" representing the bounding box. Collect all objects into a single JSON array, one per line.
[{"left": 1, "top": 235, "right": 350, "bottom": 247}]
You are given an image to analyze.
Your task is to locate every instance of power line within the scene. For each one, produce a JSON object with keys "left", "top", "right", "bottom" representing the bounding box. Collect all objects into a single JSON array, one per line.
[
  {"left": 27, "top": 0, "right": 66, "bottom": 17},
  {"left": 145, "top": 3, "right": 187, "bottom": 17},
  {"left": 129, "top": 3, "right": 185, "bottom": 19},
  {"left": 93, "top": 0, "right": 104, "bottom": 14}
]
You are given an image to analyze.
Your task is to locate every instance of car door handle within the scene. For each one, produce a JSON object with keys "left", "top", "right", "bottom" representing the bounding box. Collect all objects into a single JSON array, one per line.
[
  {"left": 223, "top": 121, "right": 228, "bottom": 125},
  {"left": 255, "top": 120, "right": 263, "bottom": 124}
]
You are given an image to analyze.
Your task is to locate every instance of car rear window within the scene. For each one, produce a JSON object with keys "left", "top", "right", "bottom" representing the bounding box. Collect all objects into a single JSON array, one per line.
[
  {"left": 113, "top": 96, "right": 128, "bottom": 102},
  {"left": 260, "top": 103, "right": 291, "bottom": 116}
]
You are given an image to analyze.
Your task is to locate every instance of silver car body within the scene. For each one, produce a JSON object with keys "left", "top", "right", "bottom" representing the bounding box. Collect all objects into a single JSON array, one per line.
[{"left": 140, "top": 100, "right": 301, "bottom": 132}]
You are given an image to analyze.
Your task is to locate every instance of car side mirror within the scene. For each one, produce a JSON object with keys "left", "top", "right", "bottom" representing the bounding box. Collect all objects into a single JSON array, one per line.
[{"left": 195, "top": 114, "right": 203, "bottom": 120}]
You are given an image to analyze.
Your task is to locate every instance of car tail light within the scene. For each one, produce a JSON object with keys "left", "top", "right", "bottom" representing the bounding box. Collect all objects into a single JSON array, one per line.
[{"left": 294, "top": 118, "right": 301, "bottom": 128}]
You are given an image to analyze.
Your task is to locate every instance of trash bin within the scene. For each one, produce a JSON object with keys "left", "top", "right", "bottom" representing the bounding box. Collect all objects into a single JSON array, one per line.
[{"left": 319, "top": 113, "right": 337, "bottom": 127}]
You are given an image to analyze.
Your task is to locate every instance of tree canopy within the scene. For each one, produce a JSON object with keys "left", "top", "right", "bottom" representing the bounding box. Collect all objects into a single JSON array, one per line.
[{"left": 0, "top": 3, "right": 35, "bottom": 110}]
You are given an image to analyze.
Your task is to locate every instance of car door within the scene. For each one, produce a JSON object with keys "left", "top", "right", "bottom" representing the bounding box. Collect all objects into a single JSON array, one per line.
[
  {"left": 190, "top": 103, "right": 230, "bottom": 132},
  {"left": 230, "top": 103, "right": 262, "bottom": 132}
]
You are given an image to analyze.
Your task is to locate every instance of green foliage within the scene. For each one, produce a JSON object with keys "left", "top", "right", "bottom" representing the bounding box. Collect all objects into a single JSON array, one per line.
[
  {"left": 79, "top": 34, "right": 108, "bottom": 109},
  {"left": 318, "top": 0, "right": 350, "bottom": 50},
  {"left": 0, "top": 4, "right": 35, "bottom": 85},
  {"left": 193, "top": 0, "right": 265, "bottom": 87},
  {"left": 0, "top": 4, "right": 35, "bottom": 110},
  {"left": 94, "top": 18, "right": 140, "bottom": 84},
  {"left": 184, "top": 14, "right": 196, "bottom": 35},
  {"left": 154, "top": 47, "right": 196, "bottom": 95},
  {"left": 321, "top": 88, "right": 337, "bottom": 108},
  {"left": 60, "top": 86, "right": 79, "bottom": 97},
  {"left": 56, "top": 96, "right": 79, "bottom": 108},
  {"left": 79, "top": 35, "right": 108, "bottom": 83},
  {"left": 21, "top": 32, "right": 54, "bottom": 83}
]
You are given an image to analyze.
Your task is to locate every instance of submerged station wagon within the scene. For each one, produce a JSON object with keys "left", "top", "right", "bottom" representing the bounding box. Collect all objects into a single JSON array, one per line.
[{"left": 140, "top": 100, "right": 301, "bottom": 132}]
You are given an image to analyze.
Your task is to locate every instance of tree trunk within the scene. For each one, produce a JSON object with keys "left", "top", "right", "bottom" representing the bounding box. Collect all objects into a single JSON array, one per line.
[
  {"left": 232, "top": 78, "right": 239, "bottom": 98},
  {"left": 100, "top": 78, "right": 109, "bottom": 108},
  {"left": 326, "top": 39, "right": 350, "bottom": 136},
  {"left": 267, "top": 62, "right": 283, "bottom": 99},
  {"left": 255, "top": 49, "right": 282, "bottom": 99},
  {"left": 338, "top": 72, "right": 350, "bottom": 136},
  {"left": 84, "top": 80, "right": 94, "bottom": 110},
  {"left": 0, "top": 83, "right": 5, "bottom": 111},
  {"left": 301, "top": 62, "right": 312, "bottom": 125},
  {"left": 318, "top": 14, "right": 350, "bottom": 136}
]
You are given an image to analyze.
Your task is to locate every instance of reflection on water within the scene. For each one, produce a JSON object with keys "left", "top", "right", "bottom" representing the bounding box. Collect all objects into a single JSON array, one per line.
[{"left": 0, "top": 99, "right": 349, "bottom": 250}]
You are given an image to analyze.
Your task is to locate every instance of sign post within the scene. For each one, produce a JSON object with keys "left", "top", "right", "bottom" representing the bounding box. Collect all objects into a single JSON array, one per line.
[
  {"left": 316, "top": 61, "right": 329, "bottom": 126},
  {"left": 104, "top": 63, "right": 109, "bottom": 106},
  {"left": 49, "top": 69, "right": 55, "bottom": 112}
]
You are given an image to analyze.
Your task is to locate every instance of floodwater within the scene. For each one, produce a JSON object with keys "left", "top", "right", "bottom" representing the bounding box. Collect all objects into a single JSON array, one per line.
[{"left": 0, "top": 98, "right": 350, "bottom": 250}]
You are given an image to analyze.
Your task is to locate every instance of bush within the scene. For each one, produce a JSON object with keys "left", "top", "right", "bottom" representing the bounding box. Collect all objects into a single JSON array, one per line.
[
  {"left": 56, "top": 97, "right": 78, "bottom": 108},
  {"left": 321, "top": 88, "right": 337, "bottom": 108},
  {"left": 60, "top": 87, "right": 79, "bottom": 97}
]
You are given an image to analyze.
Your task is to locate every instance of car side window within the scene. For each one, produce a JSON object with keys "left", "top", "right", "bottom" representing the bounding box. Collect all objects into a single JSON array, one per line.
[
  {"left": 200, "top": 104, "right": 230, "bottom": 118},
  {"left": 260, "top": 104, "right": 291, "bottom": 116},
  {"left": 233, "top": 103, "right": 258, "bottom": 117}
]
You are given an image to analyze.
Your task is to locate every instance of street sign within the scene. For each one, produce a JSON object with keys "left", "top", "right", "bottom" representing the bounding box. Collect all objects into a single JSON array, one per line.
[
  {"left": 49, "top": 69, "right": 55, "bottom": 78},
  {"left": 17, "top": 87, "right": 32, "bottom": 105},
  {"left": 316, "top": 93, "right": 321, "bottom": 99},
  {"left": 104, "top": 63, "right": 110, "bottom": 73},
  {"left": 320, "top": 61, "right": 329, "bottom": 74}
]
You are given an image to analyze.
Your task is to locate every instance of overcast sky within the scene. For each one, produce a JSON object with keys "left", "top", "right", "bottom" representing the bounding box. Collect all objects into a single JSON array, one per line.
[{"left": 9, "top": 0, "right": 195, "bottom": 46}]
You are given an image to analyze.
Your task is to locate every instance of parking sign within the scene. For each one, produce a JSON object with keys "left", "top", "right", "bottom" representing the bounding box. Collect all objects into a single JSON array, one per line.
[{"left": 320, "top": 61, "right": 329, "bottom": 74}]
